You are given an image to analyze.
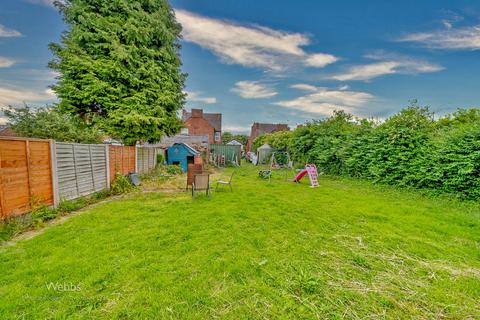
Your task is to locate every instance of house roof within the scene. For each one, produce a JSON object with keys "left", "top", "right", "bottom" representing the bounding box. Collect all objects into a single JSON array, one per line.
[
  {"left": 182, "top": 111, "right": 222, "bottom": 132},
  {"left": 252, "top": 123, "right": 289, "bottom": 135},
  {"left": 0, "top": 125, "right": 17, "bottom": 137}
]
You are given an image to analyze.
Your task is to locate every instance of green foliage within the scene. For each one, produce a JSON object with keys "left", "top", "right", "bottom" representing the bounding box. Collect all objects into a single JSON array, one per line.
[
  {"left": 49, "top": 0, "right": 185, "bottom": 145},
  {"left": 165, "top": 164, "right": 182, "bottom": 175},
  {"left": 4, "top": 106, "right": 102, "bottom": 143},
  {"left": 260, "top": 105, "right": 480, "bottom": 199},
  {"left": 252, "top": 134, "right": 268, "bottom": 152},
  {"left": 222, "top": 132, "right": 248, "bottom": 146},
  {"left": 156, "top": 153, "right": 165, "bottom": 165},
  {"left": 111, "top": 174, "right": 136, "bottom": 194},
  {"left": 252, "top": 130, "right": 293, "bottom": 153},
  {"left": 221, "top": 132, "right": 234, "bottom": 143}
]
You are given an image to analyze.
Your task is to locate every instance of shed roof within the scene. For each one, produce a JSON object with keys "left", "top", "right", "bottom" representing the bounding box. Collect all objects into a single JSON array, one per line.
[
  {"left": 170, "top": 142, "right": 199, "bottom": 156},
  {"left": 257, "top": 143, "right": 272, "bottom": 150},
  {"left": 153, "top": 134, "right": 209, "bottom": 149},
  {"left": 226, "top": 139, "right": 243, "bottom": 146}
]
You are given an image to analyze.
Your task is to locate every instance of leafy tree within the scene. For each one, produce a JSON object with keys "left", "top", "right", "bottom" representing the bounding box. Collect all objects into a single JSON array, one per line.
[
  {"left": 222, "top": 132, "right": 248, "bottom": 146},
  {"left": 221, "top": 132, "right": 234, "bottom": 143},
  {"left": 252, "top": 134, "right": 268, "bottom": 152},
  {"left": 49, "top": 0, "right": 185, "bottom": 145},
  {"left": 4, "top": 106, "right": 103, "bottom": 143}
]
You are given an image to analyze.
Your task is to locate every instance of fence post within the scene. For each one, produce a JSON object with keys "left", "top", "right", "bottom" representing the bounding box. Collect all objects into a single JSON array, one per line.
[
  {"left": 0, "top": 142, "right": 5, "bottom": 219},
  {"left": 24, "top": 140, "right": 33, "bottom": 208},
  {"left": 135, "top": 146, "right": 138, "bottom": 174},
  {"left": 49, "top": 139, "right": 60, "bottom": 207},
  {"left": 105, "top": 145, "right": 111, "bottom": 190},
  {"left": 88, "top": 145, "right": 96, "bottom": 193}
]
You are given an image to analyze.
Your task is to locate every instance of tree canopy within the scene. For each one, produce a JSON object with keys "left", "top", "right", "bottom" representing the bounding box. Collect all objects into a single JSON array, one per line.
[
  {"left": 221, "top": 132, "right": 248, "bottom": 146},
  {"left": 5, "top": 106, "right": 103, "bottom": 143},
  {"left": 49, "top": 0, "right": 185, "bottom": 145}
]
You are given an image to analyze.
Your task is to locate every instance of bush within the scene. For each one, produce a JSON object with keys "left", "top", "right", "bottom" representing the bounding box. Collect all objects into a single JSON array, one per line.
[
  {"left": 5, "top": 106, "right": 103, "bottom": 143},
  {"left": 165, "top": 164, "right": 182, "bottom": 175},
  {"left": 156, "top": 153, "right": 165, "bottom": 165},
  {"left": 111, "top": 174, "right": 136, "bottom": 195},
  {"left": 260, "top": 104, "right": 480, "bottom": 200}
]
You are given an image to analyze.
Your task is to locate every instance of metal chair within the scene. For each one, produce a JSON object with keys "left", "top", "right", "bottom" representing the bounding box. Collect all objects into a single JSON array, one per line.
[
  {"left": 216, "top": 172, "right": 234, "bottom": 191},
  {"left": 192, "top": 173, "right": 211, "bottom": 198}
]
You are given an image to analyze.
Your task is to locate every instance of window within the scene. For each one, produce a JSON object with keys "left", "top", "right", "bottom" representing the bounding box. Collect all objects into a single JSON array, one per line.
[
  {"left": 214, "top": 131, "right": 221, "bottom": 142},
  {"left": 181, "top": 127, "right": 188, "bottom": 135}
]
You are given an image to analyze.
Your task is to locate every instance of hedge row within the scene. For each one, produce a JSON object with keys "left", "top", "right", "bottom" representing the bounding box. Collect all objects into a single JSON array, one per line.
[{"left": 255, "top": 106, "right": 480, "bottom": 199}]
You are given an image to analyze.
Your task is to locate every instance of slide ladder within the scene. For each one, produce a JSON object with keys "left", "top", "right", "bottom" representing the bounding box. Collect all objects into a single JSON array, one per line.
[{"left": 305, "top": 164, "right": 319, "bottom": 187}]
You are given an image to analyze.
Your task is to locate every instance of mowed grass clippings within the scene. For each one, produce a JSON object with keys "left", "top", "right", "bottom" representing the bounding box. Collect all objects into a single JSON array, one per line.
[{"left": 0, "top": 164, "right": 479, "bottom": 319}]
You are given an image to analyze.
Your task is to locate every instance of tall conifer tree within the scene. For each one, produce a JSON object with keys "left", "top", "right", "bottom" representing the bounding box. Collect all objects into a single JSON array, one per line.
[{"left": 50, "top": 0, "right": 185, "bottom": 145}]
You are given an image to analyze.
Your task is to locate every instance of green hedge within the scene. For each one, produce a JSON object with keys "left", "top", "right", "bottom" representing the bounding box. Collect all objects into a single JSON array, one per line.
[{"left": 256, "top": 106, "right": 480, "bottom": 199}]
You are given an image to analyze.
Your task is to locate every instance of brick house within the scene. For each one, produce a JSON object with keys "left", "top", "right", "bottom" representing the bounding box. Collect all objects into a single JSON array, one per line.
[
  {"left": 182, "top": 109, "right": 222, "bottom": 144},
  {"left": 247, "top": 122, "right": 289, "bottom": 151},
  {"left": 0, "top": 125, "right": 17, "bottom": 137}
]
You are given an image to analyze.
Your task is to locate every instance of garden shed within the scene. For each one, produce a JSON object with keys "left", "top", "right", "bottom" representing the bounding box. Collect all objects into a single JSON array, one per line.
[
  {"left": 257, "top": 143, "right": 273, "bottom": 164},
  {"left": 166, "top": 143, "right": 199, "bottom": 172}
]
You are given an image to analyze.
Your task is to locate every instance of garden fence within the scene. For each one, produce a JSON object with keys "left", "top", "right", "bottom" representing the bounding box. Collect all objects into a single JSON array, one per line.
[
  {"left": 137, "top": 146, "right": 162, "bottom": 174},
  {"left": 54, "top": 142, "right": 109, "bottom": 200},
  {"left": 0, "top": 137, "right": 54, "bottom": 219},
  {"left": 108, "top": 145, "right": 136, "bottom": 182},
  {"left": 0, "top": 137, "right": 159, "bottom": 219}
]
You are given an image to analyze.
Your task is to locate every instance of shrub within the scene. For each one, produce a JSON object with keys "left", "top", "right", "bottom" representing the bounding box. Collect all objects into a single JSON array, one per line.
[
  {"left": 259, "top": 104, "right": 480, "bottom": 200},
  {"left": 165, "top": 164, "right": 182, "bottom": 175},
  {"left": 111, "top": 174, "right": 136, "bottom": 195},
  {"left": 156, "top": 153, "right": 165, "bottom": 165}
]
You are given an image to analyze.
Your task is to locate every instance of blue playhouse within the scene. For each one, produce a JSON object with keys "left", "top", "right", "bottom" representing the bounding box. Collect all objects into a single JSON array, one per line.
[{"left": 166, "top": 143, "right": 199, "bottom": 172}]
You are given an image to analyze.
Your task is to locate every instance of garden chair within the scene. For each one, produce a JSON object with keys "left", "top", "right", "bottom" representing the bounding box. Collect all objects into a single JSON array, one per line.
[
  {"left": 192, "top": 173, "right": 211, "bottom": 198},
  {"left": 216, "top": 172, "right": 234, "bottom": 191}
]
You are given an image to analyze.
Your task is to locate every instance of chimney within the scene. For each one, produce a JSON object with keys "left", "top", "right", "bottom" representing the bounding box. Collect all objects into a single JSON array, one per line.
[{"left": 191, "top": 109, "right": 203, "bottom": 118}]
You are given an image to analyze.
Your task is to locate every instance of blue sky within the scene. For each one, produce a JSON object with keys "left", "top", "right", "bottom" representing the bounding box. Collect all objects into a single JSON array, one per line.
[{"left": 1, "top": 0, "right": 480, "bottom": 133}]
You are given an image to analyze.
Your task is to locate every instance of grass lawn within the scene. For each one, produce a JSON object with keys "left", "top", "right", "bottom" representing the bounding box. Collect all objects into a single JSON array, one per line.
[{"left": 1, "top": 164, "right": 479, "bottom": 319}]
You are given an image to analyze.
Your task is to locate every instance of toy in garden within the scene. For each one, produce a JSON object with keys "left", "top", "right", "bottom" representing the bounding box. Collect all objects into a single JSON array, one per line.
[
  {"left": 294, "top": 164, "right": 319, "bottom": 187},
  {"left": 269, "top": 151, "right": 295, "bottom": 180}
]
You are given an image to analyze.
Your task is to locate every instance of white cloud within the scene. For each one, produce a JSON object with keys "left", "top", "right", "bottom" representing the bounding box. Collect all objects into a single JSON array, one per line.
[
  {"left": 0, "top": 24, "right": 22, "bottom": 38},
  {"left": 0, "top": 57, "right": 16, "bottom": 68},
  {"left": 185, "top": 91, "right": 216, "bottom": 104},
  {"left": 175, "top": 9, "right": 338, "bottom": 72},
  {"left": 0, "top": 86, "right": 56, "bottom": 108},
  {"left": 331, "top": 53, "right": 443, "bottom": 81},
  {"left": 399, "top": 24, "right": 480, "bottom": 50},
  {"left": 231, "top": 81, "right": 278, "bottom": 99},
  {"left": 304, "top": 53, "right": 339, "bottom": 68},
  {"left": 273, "top": 84, "right": 375, "bottom": 116}
]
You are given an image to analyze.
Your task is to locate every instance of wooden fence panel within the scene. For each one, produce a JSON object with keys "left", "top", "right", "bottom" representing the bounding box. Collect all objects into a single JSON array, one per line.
[
  {"left": 137, "top": 147, "right": 160, "bottom": 174},
  {"left": 108, "top": 146, "right": 136, "bottom": 182},
  {"left": 0, "top": 138, "right": 53, "bottom": 219},
  {"left": 55, "top": 143, "right": 108, "bottom": 200}
]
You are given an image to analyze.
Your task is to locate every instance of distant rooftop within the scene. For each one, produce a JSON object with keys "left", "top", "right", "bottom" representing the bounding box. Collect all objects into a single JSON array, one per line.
[
  {"left": 182, "top": 109, "right": 222, "bottom": 132},
  {"left": 251, "top": 123, "right": 289, "bottom": 135}
]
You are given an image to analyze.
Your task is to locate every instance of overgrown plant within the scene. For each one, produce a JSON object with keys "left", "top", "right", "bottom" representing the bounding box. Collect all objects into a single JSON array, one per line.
[
  {"left": 110, "top": 174, "right": 136, "bottom": 195},
  {"left": 259, "top": 104, "right": 480, "bottom": 199}
]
